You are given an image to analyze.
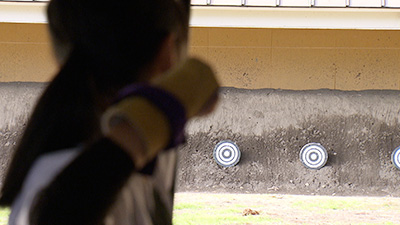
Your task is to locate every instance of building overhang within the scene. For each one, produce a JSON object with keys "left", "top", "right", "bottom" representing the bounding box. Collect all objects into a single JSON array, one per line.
[{"left": 1, "top": 2, "right": 400, "bottom": 30}]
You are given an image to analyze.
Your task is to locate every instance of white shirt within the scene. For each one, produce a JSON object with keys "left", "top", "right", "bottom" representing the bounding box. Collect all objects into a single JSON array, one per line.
[{"left": 8, "top": 148, "right": 81, "bottom": 225}]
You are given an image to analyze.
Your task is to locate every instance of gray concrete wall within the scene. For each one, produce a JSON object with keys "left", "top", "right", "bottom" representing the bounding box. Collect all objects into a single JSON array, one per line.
[{"left": 1, "top": 83, "right": 400, "bottom": 196}]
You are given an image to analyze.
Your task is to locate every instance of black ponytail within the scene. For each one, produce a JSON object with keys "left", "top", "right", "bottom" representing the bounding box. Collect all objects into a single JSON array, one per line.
[
  {"left": 0, "top": 0, "right": 191, "bottom": 206},
  {"left": 0, "top": 48, "right": 101, "bottom": 205}
]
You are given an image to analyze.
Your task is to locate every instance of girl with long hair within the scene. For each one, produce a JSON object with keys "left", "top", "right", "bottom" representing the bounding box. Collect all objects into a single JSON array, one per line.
[{"left": 0, "top": 0, "right": 219, "bottom": 224}]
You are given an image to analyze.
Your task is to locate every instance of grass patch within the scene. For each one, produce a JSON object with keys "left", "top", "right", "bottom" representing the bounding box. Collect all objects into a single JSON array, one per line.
[
  {"left": 173, "top": 206, "right": 281, "bottom": 225},
  {"left": 173, "top": 200, "right": 281, "bottom": 225},
  {"left": 173, "top": 213, "right": 281, "bottom": 225},
  {"left": 0, "top": 208, "right": 9, "bottom": 225},
  {"left": 292, "top": 197, "right": 400, "bottom": 212},
  {"left": 355, "top": 223, "right": 397, "bottom": 225},
  {"left": 293, "top": 198, "right": 363, "bottom": 211},
  {"left": 173, "top": 193, "right": 400, "bottom": 224},
  {"left": 174, "top": 202, "right": 210, "bottom": 210}
]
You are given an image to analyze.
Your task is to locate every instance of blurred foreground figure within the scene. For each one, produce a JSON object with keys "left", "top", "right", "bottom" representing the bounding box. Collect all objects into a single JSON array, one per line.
[{"left": 0, "top": 0, "right": 219, "bottom": 224}]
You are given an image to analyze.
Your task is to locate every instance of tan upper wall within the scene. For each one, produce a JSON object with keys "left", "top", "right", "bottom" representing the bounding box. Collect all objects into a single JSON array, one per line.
[
  {"left": 189, "top": 27, "right": 400, "bottom": 90},
  {"left": 0, "top": 22, "right": 399, "bottom": 91},
  {"left": 0, "top": 23, "right": 58, "bottom": 82}
]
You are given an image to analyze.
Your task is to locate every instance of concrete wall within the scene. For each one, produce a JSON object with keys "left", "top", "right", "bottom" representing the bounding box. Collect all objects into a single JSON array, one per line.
[
  {"left": 1, "top": 23, "right": 400, "bottom": 91},
  {"left": 1, "top": 22, "right": 400, "bottom": 195},
  {"left": 0, "top": 23, "right": 57, "bottom": 82},
  {"left": 190, "top": 28, "right": 400, "bottom": 90}
]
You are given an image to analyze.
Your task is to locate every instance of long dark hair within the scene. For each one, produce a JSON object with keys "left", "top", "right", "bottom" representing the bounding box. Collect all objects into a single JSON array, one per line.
[{"left": 0, "top": 0, "right": 191, "bottom": 206}]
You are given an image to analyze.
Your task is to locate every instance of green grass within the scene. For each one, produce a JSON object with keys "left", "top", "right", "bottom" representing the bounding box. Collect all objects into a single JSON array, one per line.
[
  {"left": 174, "top": 202, "right": 208, "bottom": 210},
  {"left": 173, "top": 202, "right": 282, "bottom": 225},
  {"left": 2, "top": 195, "right": 399, "bottom": 224},
  {"left": 0, "top": 208, "right": 9, "bottom": 225},
  {"left": 173, "top": 193, "right": 400, "bottom": 225},
  {"left": 293, "top": 198, "right": 363, "bottom": 211},
  {"left": 292, "top": 197, "right": 400, "bottom": 212},
  {"left": 355, "top": 223, "right": 397, "bottom": 225},
  {"left": 173, "top": 207, "right": 280, "bottom": 225}
]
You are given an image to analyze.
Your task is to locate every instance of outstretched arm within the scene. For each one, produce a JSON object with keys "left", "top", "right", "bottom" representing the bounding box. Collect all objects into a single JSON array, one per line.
[{"left": 28, "top": 58, "right": 219, "bottom": 225}]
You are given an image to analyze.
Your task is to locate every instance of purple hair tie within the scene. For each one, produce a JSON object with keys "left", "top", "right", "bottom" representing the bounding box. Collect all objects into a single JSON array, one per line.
[{"left": 115, "top": 84, "right": 187, "bottom": 149}]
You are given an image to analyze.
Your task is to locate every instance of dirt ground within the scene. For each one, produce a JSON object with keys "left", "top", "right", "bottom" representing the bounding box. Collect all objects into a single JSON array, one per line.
[
  {"left": 176, "top": 88, "right": 400, "bottom": 197},
  {"left": 173, "top": 192, "right": 400, "bottom": 224},
  {"left": 3, "top": 86, "right": 400, "bottom": 197}
]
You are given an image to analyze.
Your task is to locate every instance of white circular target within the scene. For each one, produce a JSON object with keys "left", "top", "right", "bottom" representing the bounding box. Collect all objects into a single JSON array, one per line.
[
  {"left": 213, "top": 140, "right": 241, "bottom": 167},
  {"left": 300, "top": 143, "right": 328, "bottom": 170},
  {"left": 391, "top": 147, "right": 400, "bottom": 170}
]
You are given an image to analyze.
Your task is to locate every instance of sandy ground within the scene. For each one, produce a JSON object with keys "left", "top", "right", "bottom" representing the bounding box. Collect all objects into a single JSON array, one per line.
[{"left": 173, "top": 192, "right": 400, "bottom": 224}]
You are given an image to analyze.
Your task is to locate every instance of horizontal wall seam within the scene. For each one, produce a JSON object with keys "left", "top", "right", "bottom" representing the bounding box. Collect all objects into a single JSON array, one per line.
[
  {"left": 0, "top": 42, "right": 49, "bottom": 44},
  {"left": 191, "top": 46, "right": 400, "bottom": 50}
]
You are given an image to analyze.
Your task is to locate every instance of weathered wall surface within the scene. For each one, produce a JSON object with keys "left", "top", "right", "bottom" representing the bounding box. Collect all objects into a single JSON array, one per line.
[
  {"left": 189, "top": 28, "right": 400, "bottom": 90},
  {"left": 1, "top": 22, "right": 400, "bottom": 91},
  {"left": 0, "top": 23, "right": 57, "bottom": 82},
  {"left": 1, "top": 85, "right": 400, "bottom": 196},
  {"left": 177, "top": 88, "right": 400, "bottom": 196},
  {"left": 1, "top": 23, "right": 400, "bottom": 196},
  {"left": 0, "top": 83, "right": 45, "bottom": 187}
]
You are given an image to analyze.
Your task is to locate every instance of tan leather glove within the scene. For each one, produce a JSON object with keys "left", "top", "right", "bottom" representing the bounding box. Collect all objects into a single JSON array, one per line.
[{"left": 101, "top": 58, "right": 219, "bottom": 170}]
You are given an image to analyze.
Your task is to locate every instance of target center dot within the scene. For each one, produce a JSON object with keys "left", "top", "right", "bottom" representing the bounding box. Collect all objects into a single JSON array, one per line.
[{"left": 310, "top": 153, "right": 318, "bottom": 161}]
